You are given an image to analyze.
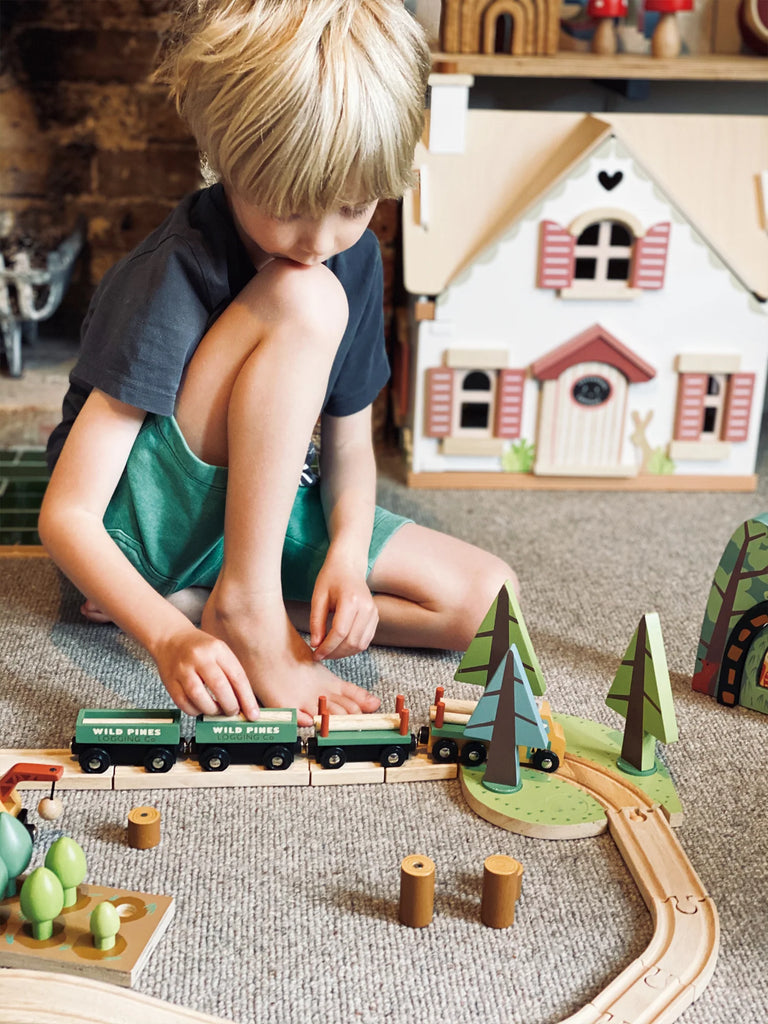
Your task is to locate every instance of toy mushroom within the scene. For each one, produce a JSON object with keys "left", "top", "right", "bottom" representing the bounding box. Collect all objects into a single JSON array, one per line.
[
  {"left": 588, "top": 0, "right": 628, "bottom": 54},
  {"left": 645, "top": 0, "right": 693, "bottom": 57}
]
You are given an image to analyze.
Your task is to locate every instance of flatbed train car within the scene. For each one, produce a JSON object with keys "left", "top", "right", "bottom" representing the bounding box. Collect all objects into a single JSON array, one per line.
[
  {"left": 419, "top": 686, "right": 566, "bottom": 773},
  {"left": 306, "top": 694, "right": 416, "bottom": 769}
]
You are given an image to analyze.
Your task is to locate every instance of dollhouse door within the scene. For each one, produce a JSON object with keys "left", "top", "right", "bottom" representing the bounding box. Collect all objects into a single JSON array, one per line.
[{"left": 535, "top": 361, "right": 632, "bottom": 476}]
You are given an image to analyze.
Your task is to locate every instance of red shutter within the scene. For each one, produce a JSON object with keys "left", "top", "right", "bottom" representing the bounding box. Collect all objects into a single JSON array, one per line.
[
  {"left": 537, "top": 221, "right": 575, "bottom": 289},
  {"left": 722, "top": 373, "right": 756, "bottom": 442},
  {"left": 674, "top": 373, "right": 708, "bottom": 441},
  {"left": 631, "top": 222, "right": 671, "bottom": 290},
  {"left": 494, "top": 369, "right": 525, "bottom": 439},
  {"left": 424, "top": 368, "right": 454, "bottom": 438}
]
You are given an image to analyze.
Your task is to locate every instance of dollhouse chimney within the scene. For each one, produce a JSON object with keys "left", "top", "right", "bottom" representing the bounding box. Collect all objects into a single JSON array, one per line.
[{"left": 427, "top": 73, "right": 474, "bottom": 154}]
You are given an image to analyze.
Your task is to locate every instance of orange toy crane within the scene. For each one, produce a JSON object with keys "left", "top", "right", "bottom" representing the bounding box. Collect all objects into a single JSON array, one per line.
[{"left": 0, "top": 762, "right": 63, "bottom": 820}]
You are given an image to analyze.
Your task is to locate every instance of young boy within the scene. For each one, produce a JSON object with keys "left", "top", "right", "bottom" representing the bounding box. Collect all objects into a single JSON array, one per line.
[{"left": 40, "top": 0, "right": 515, "bottom": 727}]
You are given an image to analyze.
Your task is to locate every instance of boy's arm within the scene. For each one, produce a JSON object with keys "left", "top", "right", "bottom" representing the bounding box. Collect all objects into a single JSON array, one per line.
[
  {"left": 310, "top": 405, "right": 379, "bottom": 660},
  {"left": 38, "top": 388, "right": 258, "bottom": 719}
]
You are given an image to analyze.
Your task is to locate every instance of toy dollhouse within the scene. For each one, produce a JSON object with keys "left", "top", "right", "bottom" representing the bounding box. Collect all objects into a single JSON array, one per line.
[{"left": 398, "top": 107, "right": 768, "bottom": 490}]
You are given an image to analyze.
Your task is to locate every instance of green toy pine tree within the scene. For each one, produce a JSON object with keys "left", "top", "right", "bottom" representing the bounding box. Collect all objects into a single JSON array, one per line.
[
  {"left": 454, "top": 580, "right": 546, "bottom": 696},
  {"left": 464, "top": 644, "right": 550, "bottom": 794},
  {"left": 606, "top": 612, "right": 678, "bottom": 774},
  {"left": 0, "top": 810, "right": 33, "bottom": 898},
  {"left": 45, "top": 836, "right": 87, "bottom": 907},
  {"left": 19, "top": 866, "right": 64, "bottom": 941}
]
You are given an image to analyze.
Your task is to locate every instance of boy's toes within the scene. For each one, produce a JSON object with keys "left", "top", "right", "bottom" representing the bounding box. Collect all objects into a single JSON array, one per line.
[
  {"left": 324, "top": 693, "right": 365, "bottom": 716},
  {"left": 80, "top": 600, "right": 113, "bottom": 624},
  {"left": 339, "top": 682, "right": 380, "bottom": 714}
]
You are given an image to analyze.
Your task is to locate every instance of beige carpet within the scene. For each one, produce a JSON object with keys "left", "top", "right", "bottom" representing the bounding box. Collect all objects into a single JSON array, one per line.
[{"left": 1, "top": 446, "right": 767, "bottom": 1023}]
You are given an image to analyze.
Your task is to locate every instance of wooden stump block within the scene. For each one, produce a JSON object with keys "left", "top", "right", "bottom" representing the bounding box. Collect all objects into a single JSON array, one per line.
[{"left": 399, "top": 854, "right": 435, "bottom": 927}]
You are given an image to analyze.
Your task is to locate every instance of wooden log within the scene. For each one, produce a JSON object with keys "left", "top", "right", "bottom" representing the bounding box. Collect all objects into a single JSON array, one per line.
[
  {"left": 311, "top": 713, "right": 402, "bottom": 732},
  {"left": 481, "top": 855, "right": 523, "bottom": 928},
  {"left": 127, "top": 806, "right": 161, "bottom": 850},
  {"left": 399, "top": 854, "right": 435, "bottom": 927}
]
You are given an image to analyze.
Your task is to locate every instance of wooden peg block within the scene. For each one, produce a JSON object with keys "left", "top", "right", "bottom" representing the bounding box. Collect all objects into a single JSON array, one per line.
[
  {"left": 399, "top": 854, "right": 435, "bottom": 927},
  {"left": 481, "top": 854, "right": 523, "bottom": 928},
  {"left": 127, "top": 805, "right": 161, "bottom": 849}
]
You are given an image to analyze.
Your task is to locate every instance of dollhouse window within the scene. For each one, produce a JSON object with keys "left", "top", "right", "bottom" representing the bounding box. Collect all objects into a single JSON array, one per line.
[
  {"left": 573, "top": 375, "right": 612, "bottom": 406},
  {"left": 424, "top": 365, "right": 525, "bottom": 443},
  {"left": 700, "top": 375, "right": 726, "bottom": 439},
  {"left": 538, "top": 219, "right": 671, "bottom": 297},
  {"left": 457, "top": 370, "right": 494, "bottom": 432},
  {"left": 671, "top": 359, "right": 756, "bottom": 460},
  {"left": 573, "top": 221, "right": 633, "bottom": 284}
]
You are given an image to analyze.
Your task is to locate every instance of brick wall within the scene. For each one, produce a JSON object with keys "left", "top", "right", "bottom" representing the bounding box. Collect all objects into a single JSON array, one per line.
[{"left": 0, "top": 0, "right": 402, "bottom": 435}]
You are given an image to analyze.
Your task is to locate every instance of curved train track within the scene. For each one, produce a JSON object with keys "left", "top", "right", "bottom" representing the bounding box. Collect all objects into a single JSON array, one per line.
[{"left": 554, "top": 754, "right": 720, "bottom": 1024}]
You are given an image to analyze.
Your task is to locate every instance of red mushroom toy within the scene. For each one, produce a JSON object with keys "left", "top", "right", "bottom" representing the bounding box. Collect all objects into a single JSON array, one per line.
[
  {"left": 645, "top": 0, "right": 694, "bottom": 57},
  {"left": 587, "top": 0, "right": 629, "bottom": 54}
]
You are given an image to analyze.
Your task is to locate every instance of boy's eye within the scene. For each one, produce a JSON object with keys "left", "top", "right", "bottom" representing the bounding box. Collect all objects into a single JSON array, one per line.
[{"left": 340, "top": 205, "right": 372, "bottom": 219}]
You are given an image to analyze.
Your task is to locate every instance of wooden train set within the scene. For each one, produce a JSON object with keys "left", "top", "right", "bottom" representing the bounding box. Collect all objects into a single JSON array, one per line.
[{"left": 0, "top": 584, "right": 720, "bottom": 1024}]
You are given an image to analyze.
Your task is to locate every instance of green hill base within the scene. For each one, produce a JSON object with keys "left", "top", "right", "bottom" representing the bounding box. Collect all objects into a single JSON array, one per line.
[{"left": 459, "top": 712, "right": 682, "bottom": 840}]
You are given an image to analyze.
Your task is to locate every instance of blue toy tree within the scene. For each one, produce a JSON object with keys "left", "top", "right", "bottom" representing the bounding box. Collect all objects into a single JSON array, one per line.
[{"left": 464, "top": 644, "right": 550, "bottom": 794}]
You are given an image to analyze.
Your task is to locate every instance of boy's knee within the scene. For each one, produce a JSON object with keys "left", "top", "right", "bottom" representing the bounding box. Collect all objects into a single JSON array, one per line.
[
  {"left": 241, "top": 260, "right": 349, "bottom": 348},
  {"left": 452, "top": 554, "right": 519, "bottom": 650},
  {"left": 479, "top": 554, "right": 518, "bottom": 602}
]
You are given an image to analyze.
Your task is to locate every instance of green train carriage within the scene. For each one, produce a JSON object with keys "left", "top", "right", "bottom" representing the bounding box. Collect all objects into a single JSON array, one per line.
[
  {"left": 191, "top": 710, "right": 301, "bottom": 771},
  {"left": 71, "top": 708, "right": 184, "bottom": 774}
]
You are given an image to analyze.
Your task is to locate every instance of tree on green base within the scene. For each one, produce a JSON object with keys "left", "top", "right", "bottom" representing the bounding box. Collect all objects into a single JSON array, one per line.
[
  {"left": 454, "top": 580, "right": 546, "bottom": 696},
  {"left": 465, "top": 644, "right": 550, "bottom": 793},
  {"left": 606, "top": 613, "right": 678, "bottom": 774}
]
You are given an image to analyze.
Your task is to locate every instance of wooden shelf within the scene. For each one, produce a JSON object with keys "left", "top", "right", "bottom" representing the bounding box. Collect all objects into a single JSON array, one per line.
[{"left": 431, "top": 51, "right": 768, "bottom": 82}]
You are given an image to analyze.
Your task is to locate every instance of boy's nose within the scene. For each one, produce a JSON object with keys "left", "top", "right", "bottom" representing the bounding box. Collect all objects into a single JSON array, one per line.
[{"left": 300, "top": 222, "right": 335, "bottom": 258}]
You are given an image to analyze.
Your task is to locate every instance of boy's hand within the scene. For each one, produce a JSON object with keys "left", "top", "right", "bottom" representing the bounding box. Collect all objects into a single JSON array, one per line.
[
  {"left": 153, "top": 624, "right": 260, "bottom": 720},
  {"left": 309, "top": 558, "right": 378, "bottom": 661}
]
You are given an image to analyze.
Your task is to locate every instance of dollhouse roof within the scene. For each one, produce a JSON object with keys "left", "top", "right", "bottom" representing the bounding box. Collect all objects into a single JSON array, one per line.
[
  {"left": 402, "top": 111, "right": 768, "bottom": 301},
  {"left": 531, "top": 325, "right": 656, "bottom": 383}
]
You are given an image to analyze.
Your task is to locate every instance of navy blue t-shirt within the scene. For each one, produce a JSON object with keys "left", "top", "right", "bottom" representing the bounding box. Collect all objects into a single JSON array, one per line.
[{"left": 46, "top": 184, "right": 389, "bottom": 470}]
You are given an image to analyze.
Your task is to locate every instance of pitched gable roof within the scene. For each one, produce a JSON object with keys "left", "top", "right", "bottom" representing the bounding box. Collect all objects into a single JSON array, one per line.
[
  {"left": 402, "top": 110, "right": 768, "bottom": 301},
  {"left": 531, "top": 324, "right": 657, "bottom": 382}
]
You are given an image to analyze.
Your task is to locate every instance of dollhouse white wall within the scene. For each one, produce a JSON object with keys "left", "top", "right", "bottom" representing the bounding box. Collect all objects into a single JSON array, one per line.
[{"left": 409, "top": 133, "right": 767, "bottom": 480}]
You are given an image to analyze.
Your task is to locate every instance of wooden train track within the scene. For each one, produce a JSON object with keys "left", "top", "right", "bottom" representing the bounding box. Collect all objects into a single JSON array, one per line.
[
  {"left": 0, "top": 747, "right": 457, "bottom": 791},
  {"left": 0, "top": 747, "right": 718, "bottom": 1024},
  {"left": 0, "top": 969, "right": 230, "bottom": 1024},
  {"left": 553, "top": 755, "right": 720, "bottom": 1024}
]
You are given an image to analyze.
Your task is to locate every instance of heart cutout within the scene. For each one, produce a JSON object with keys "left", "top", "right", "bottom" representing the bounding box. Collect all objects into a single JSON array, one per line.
[{"left": 598, "top": 170, "right": 623, "bottom": 191}]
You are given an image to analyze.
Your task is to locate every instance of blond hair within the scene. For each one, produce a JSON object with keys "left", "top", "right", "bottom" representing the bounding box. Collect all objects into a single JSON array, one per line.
[{"left": 156, "top": 0, "right": 430, "bottom": 217}]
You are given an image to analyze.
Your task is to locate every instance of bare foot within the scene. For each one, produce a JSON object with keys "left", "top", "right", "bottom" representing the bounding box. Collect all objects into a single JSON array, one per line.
[
  {"left": 80, "top": 599, "right": 113, "bottom": 624},
  {"left": 80, "top": 588, "right": 210, "bottom": 626},
  {"left": 201, "top": 594, "right": 380, "bottom": 726}
]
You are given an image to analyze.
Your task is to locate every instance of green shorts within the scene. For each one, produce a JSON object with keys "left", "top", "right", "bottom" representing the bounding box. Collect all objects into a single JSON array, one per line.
[{"left": 103, "top": 414, "right": 411, "bottom": 602}]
